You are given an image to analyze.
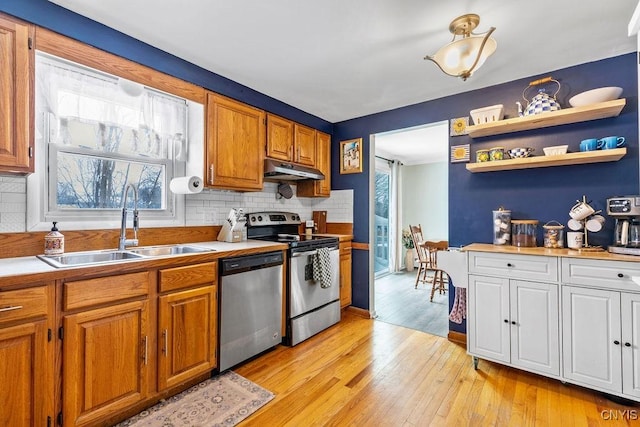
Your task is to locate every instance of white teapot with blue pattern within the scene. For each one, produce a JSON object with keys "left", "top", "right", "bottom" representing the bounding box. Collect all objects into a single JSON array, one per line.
[{"left": 522, "top": 76, "right": 561, "bottom": 116}]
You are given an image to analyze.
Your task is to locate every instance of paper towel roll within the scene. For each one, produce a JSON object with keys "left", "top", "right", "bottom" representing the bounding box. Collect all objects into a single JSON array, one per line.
[{"left": 169, "top": 176, "right": 203, "bottom": 194}]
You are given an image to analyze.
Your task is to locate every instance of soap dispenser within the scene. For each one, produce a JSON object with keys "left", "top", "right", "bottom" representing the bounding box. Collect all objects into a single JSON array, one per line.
[{"left": 44, "top": 222, "right": 64, "bottom": 255}]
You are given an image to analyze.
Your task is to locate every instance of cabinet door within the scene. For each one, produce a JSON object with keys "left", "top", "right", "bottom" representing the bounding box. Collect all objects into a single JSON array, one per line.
[
  {"left": 0, "top": 14, "right": 33, "bottom": 174},
  {"left": 562, "top": 286, "right": 621, "bottom": 393},
  {"left": 293, "top": 123, "right": 316, "bottom": 167},
  {"left": 158, "top": 286, "right": 217, "bottom": 390},
  {"left": 622, "top": 292, "right": 640, "bottom": 398},
  {"left": 339, "top": 243, "right": 352, "bottom": 308},
  {"left": 63, "top": 300, "right": 150, "bottom": 427},
  {"left": 266, "top": 114, "right": 293, "bottom": 161},
  {"left": 510, "top": 280, "right": 559, "bottom": 376},
  {"left": 468, "top": 275, "right": 510, "bottom": 363},
  {"left": 0, "top": 320, "right": 48, "bottom": 427},
  {"left": 205, "top": 93, "right": 265, "bottom": 191},
  {"left": 297, "top": 131, "right": 331, "bottom": 197}
]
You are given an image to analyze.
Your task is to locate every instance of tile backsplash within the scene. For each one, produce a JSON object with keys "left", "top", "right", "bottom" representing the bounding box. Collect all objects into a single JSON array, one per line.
[
  {"left": 0, "top": 178, "right": 353, "bottom": 232},
  {"left": 0, "top": 176, "right": 27, "bottom": 232}
]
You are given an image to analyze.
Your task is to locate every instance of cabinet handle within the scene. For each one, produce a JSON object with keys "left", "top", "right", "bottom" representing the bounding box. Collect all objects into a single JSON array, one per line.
[
  {"left": 209, "top": 164, "right": 214, "bottom": 185},
  {"left": 142, "top": 336, "right": 148, "bottom": 365},
  {"left": 297, "top": 146, "right": 300, "bottom": 161},
  {"left": 162, "top": 329, "right": 168, "bottom": 355},
  {"left": 511, "top": 321, "right": 516, "bottom": 325},
  {"left": 504, "top": 319, "right": 509, "bottom": 323},
  {"left": 0, "top": 305, "right": 23, "bottom": 313},
  {"left": 625, "top": 342, "right": 632, "bottom": 347},
  {"left": 614, "top": 340, "right": 620, "bottom": 345},
  {"left": 507, "top": 263, "right": 513, "bottom": 267},
  {"left": 618, "top": 273, "right": 624, "bottom": 278}
]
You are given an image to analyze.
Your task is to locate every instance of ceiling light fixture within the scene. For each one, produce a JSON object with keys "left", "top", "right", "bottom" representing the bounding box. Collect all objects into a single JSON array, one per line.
[{"left": 424, "top": 13, "right": 496, "bottom": 81}]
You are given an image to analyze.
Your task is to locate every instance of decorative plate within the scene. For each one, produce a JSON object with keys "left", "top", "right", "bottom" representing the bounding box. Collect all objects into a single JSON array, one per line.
[{"left": 450, "top": 117, "right": 469, "bottom": 136}]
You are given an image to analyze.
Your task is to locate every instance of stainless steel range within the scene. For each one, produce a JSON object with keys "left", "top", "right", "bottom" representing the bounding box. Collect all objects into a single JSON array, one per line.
[{"left": 246, "top": 211, "right": 341, "bottom": 346}]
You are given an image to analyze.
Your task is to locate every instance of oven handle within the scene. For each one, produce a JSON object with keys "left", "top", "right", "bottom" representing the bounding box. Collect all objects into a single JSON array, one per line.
[{"left": 291, "top": 247, "right": 338, "bottom": 258}]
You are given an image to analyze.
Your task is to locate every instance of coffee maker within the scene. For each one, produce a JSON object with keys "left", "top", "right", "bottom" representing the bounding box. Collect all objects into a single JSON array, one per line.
[{"left": 607, "top": 196, "right": 640, "bottom": 255}]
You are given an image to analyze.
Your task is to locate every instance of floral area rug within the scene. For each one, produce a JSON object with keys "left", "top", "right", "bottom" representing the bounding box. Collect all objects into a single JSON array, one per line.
[{"left": 115, "top": 371, "right": 274, "bottom": 426}]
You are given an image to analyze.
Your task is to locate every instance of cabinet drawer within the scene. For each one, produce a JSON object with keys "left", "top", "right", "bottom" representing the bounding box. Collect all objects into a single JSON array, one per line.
[
  {"left": 64, "top": 271, "right": 149, "bottom": 311},
  {"left": 561, "top": 257, "right": 640, "bottom": 292},
  {"left": 159, "top": 262, "right": 217, "bottom": 293},
  {"left": 469, "top": 252, "right": 558, "bottom": 282},
  {"left": 0, "top": 286, "right": 48, "bottom": 324}
]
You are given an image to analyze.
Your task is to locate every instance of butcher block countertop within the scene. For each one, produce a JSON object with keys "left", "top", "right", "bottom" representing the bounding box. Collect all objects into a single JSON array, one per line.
[{"left": 462, "top": 243, "right": 640, "bottom": 263}]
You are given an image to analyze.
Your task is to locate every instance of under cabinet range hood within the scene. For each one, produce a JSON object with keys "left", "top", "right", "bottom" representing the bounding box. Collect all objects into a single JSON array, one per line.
[{"left": 263, "top": 159, "right": 324, "bottom": 181}]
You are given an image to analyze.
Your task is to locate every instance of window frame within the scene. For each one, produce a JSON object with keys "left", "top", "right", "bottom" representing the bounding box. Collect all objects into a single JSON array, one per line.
[{"left": 27, "top": 29, "right": 206, "bottom": 232}]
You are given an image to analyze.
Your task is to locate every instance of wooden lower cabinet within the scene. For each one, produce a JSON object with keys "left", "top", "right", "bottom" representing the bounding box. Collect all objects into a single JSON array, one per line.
[
  {"left": 0, "top": 284, "right": 54, "bottom": 427},
  {"left": 158, "top": 285, "right": 217, "bottom": 390},
  {"left": 62, "top": 299, "right": 150, "bottom": 427},
  {"left": 339, "top": 242, "right": 352, "bottom": 308}
]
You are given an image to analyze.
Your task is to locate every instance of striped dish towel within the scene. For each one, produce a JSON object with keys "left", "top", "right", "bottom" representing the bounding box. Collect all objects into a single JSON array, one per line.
[{"left": 313, "top": 247, "right": 332, "bottom": 288}]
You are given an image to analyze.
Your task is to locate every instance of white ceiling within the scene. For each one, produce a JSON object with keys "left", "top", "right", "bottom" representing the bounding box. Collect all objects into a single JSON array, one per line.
[{"left": 47, "top": 0, "right": 637, "bottom": 125}]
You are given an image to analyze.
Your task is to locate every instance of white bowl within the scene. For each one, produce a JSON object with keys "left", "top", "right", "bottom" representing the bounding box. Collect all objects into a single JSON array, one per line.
[
  {"left": 568, "top": 87, "right": 623, "bottom": 107},
  {"left": 543, "top": 145, "right": 568, "bottom": 156},
  {"left": 470, "top": 104, "right": 504, "bottom": 125}
]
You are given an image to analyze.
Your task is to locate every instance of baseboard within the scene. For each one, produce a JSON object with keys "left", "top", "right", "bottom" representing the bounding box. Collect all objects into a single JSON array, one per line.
[
  {"left": 344, "top": 306, "right": 371, "bottom": 318},
  {"left": 447, "top": 331, "right": 467, "bottom": 345}
]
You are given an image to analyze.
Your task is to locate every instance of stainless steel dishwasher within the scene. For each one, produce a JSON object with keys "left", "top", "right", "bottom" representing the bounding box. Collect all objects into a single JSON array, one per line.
[{"left": 219, "top": 251, "right": 283, "bottom": 371}]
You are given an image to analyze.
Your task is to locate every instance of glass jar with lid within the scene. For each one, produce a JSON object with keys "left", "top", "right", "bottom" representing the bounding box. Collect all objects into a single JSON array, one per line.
[
  {"left": 543, "top": 220, "right": 564, "bottom": 248},
  {"left": 512, "top": 219, "right": 538, "bottom": 247}
]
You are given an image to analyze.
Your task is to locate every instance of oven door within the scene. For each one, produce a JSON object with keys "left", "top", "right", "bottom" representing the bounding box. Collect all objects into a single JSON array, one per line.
[{"left": 289, "top": 247, "right": 340, "bottom": 318}]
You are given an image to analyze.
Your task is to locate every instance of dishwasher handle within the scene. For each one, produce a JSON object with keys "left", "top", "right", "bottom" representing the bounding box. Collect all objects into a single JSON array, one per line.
[{"left": 221, "top": 251, "right": 284, "bottom": 275}]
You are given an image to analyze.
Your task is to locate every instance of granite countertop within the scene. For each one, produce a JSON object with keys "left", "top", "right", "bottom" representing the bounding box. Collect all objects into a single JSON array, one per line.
[{"left": 462, "top": 242, "right": 640, "bottom": 262}]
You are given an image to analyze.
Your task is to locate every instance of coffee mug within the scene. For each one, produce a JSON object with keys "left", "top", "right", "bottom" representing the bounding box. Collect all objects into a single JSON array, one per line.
[
  {"left": 579, "top": 138, "right": 603, "bottom": 152},
  {"left": 567, "top": 218, "right": 584, "bottom": 231},
  {"left": 567, "top": 231, "right": 584, "bottom": 249},
  {"left": 599, "top": 136, "right": 626, "bottom": 150},
  {"left": 489, "top": 147, "right": 506, "bottom": 161},
  {"left": 586, "top": 214, "right": 605, "bottom": 232},
  {"left": 476, "top": 149, "right": 490, "bottom": 163},
  {"left": 569, "top": 201, "right": 595, "bottom": 220}
]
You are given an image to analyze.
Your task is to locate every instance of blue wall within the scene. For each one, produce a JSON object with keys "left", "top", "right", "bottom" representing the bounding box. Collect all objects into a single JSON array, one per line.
[
  {"left": 1, "top": 0, "right": 333, "bottom": 134},
  {"left": 333, "top": 53, "right": 638, "bottom": 333}
]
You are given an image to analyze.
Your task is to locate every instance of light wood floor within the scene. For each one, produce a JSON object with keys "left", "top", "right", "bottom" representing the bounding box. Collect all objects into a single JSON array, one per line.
[
  {"left": 236, "top": 311, "right": 639, "bottom": 426},
  {"left": 375, "top": 270, "right": 449, "bottom": 337}
]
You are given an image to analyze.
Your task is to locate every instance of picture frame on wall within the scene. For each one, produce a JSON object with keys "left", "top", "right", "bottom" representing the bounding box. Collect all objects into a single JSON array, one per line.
[{"left": 340, "top": 138, "right": 363, "bottom": 174}]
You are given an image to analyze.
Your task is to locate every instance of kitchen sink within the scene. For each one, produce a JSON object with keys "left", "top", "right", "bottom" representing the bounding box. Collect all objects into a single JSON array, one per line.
[
  {"left": 128, "top": 244, "right": 215, "bottom": 257},
  {"left": 37, "top": 244, "right": 214, "bottom": 268},
  {"left": 37, "top": 249, "right": 145, "bottom": 268}
]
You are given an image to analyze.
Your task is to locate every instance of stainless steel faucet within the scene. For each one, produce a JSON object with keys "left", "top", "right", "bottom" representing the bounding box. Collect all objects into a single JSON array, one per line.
[{"left": 119, "top": 183, "right": 139, "bottom": 251}]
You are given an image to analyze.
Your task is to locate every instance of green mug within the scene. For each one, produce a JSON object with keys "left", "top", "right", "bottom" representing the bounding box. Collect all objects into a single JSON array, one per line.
[
  {"left": 489, "top": 147, "right": 506, "bottom": 161},
  {"left": 476, "top": 149, "right": 490, "bottom": 162}
]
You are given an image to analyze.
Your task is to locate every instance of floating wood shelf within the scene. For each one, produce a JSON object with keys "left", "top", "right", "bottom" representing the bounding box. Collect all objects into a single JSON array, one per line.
[
  {"left": 467, "top": 99, "right": 626, "bottom": 138},
  {"left": 465, "top": 148, "right": 626, "bottom": 173}
]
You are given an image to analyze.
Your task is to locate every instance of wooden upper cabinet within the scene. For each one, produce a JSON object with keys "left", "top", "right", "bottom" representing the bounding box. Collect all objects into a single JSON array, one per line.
[
  {"left": 266, "top": 114, "right": 294, "bottom": 161},
  {"left": 297, "top": 131, "right": 331, "bottom": 197},
  {"left": 205, "top": 93, "right": 265, "bottom": 191},
  {"left": 266, "top": 115, "right": 318, "bottom": 168},
  {"left": 0, "top": 14, "right": 34, "bottom": 174},
  {"left": 293, "top": 123, "right": 317, "bottom": 167}
]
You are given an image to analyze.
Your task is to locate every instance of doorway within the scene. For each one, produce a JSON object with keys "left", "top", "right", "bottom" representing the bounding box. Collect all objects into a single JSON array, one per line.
[{"left": 369, "top": 121, "right": 450, "bottom": 337}]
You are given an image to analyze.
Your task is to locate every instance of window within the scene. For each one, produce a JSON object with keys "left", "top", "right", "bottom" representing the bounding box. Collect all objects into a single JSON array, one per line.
[{"left": 29, "top": 52, "right": 194, "bottom": 229}]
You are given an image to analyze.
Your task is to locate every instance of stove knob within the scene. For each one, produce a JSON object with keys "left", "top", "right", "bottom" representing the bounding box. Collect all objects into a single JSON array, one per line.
[
  {"left": 250, "top": 216, "right": 256, "bottom": 222},
  {"left": 257, "top": 215, "right": 263, "bottom": 222}
]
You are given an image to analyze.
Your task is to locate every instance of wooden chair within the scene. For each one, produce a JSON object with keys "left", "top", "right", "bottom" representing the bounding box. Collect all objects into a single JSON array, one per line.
[{"left": 409, "top": 224, "right": 448, "bottom": 302}]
